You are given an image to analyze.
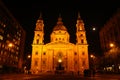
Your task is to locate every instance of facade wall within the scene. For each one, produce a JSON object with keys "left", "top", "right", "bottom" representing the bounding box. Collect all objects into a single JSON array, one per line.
[
  {"left": 0, "top": 0, "right": 26, "bottom": 73},
  {"left": 99, "top": 9, "right": 120, "bottom": 52},
  {"left": 31, "top": 14, "right": 89, "bottom": 74},
  {"left": 99, "top": 9, "right": 120, "bottom": 73}
]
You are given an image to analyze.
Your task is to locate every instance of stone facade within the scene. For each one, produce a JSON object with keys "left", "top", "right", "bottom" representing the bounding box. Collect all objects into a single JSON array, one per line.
[{"left": 31, "top": 14, "right": 89, "bottom": 74}]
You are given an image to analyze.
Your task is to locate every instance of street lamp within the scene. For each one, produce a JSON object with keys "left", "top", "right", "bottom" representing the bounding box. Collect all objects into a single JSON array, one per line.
[
  {"left": 90, "top": 54, "right": 96, "bottom": 71},
  {"left": 27, "top": 55, "right": 31, "bottom": 59},
  {"left": 8, "top": 43, "right": 13, "bottom": 48},
  {"left": 92, "top": 27, "right": 96, "bottom": 31},
  {"left": 110, "top": 43, "right": 114, "bottom": 48},
  {"left": 90, "top": 54, "right": 95, "bottom": 59},
  {"left": 58, "top": 59, "right": 62, "bottom": 63}
]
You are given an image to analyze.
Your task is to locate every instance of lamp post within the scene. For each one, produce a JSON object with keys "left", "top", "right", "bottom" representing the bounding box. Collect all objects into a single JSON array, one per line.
[
  {"left": 90, "top": 54, "right": 96, "bottom": 70},
  {"left": 109, "top": 43, "right": 120, "bottom": 73},
  {"left": 27, "top": 54, "right": 31, "bottom": 74}
]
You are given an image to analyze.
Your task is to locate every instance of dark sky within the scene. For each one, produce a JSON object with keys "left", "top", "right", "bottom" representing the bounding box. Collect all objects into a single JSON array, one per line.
[{"left": 2, "top": 0, "right": 119, "bottom": 55}]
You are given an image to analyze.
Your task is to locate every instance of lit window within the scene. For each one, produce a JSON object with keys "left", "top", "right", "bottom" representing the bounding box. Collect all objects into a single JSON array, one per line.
[
  {"left": 2, "top": 44, "right": 4, "bottom": 48},
  {"left": 0, "top": 35, "right": 3, "bottom": 40},
  {"left": 0, "top": 29, "right": 4, "bottom": 33},
  {"left": 3, "top": 24, "right": 6, "bottom": 27},
  {"left": 1, "top": 50, "right": 3, "bottom": 55},
  {"left": 7, "top": 34, "right": 10, "bottom": 37}
]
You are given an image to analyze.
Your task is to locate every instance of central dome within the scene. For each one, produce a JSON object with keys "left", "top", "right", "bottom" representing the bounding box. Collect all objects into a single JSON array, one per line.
[{"left": 53, "top": 16, "right": 67, "bottom": 31}]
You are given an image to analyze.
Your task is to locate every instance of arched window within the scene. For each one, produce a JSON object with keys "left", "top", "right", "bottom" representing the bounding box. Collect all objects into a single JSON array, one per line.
[
  {"left": 36, "top": 39, "right": 39, "bottom": 44},
  {"left": 82, "top": 52, "right": 85, "bottom": 55},
  {"left": 81, "top": 39, "right": 84, "bottom": 43},
  {"left": 74, "top": 52, "right": 77, "bottom": 55},
  {"left": 58, "top": 52, "right": 62, "bottom": 58},
  {"left": 35, "top": 51, "right": 38, "bottom": 55},
  {"left": 43, "top": 52, "right": 46, "bottom": 55}
]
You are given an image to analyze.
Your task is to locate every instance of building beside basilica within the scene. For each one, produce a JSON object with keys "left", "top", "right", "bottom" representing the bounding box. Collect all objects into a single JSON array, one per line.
[{"left": 31, "top": 13, "right": 89, "bottom": 74}]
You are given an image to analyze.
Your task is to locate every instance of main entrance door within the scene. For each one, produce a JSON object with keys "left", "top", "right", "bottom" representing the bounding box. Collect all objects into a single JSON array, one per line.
[
  {"left": 56, "top": 59, "right": 64, "bottom": 70},
  {"left": 56, "top": 63, "right": 64, "bottom": 70}
]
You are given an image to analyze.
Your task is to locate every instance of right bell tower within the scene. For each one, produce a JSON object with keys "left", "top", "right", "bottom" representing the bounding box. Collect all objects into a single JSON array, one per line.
[
  {"left": 76, "top": 12, "right": 89, "bottom": 74},
  {"left": 76, "top": 13, "right": 87, "bottom": 44}
]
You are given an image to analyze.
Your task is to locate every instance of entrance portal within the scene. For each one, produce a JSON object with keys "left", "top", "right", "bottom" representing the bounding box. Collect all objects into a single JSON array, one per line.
[
  {"left": 56, "top": 63, "right": 64, "bottom": 70},
  {"left": 56, "top": 59, "right": 64, "bottom": 71}
]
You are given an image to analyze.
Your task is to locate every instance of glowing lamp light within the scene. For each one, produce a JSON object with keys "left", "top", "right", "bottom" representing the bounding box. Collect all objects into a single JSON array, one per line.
[
  {"left": 58, "top": 59, "right": 62, "bottom": 63},
  {"left": 27, "top": 55, "right": 31, "bottom": 59},
  {"left": 110, "top": 43, "right": 114, "bottom": 48},
  {"left": 8, "top": 43, "right": 13, "bottom": 47},
  {"left": 90, "top": 54, "right": 94, "bottom": 58},
  {"left": 90, "top": 54, "right": 95, "bottom": 59},
  {"left": 92, "top": 27, "right": 96, "bottom": 31}
]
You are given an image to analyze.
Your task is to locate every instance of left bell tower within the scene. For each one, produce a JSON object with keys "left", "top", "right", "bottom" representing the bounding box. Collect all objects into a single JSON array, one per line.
[
  {"left": 31, "top": 13, "right": 44, "bottom": 74},
  {"left": 33, "top": 13, "right": 44, "bottom": 44}
]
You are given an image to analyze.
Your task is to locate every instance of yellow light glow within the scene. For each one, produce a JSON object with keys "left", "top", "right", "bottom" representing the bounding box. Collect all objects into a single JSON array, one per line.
[
  {"left": 8, "top": 43, "right": 13, "bottom": 47},
  {"left": 58, "top": 59, "right": 62, "bottom": 63},
  {"left": 90, "top": 54, "right": 94, "bottom": 58},
  {"left": 90, "top": 54, "right": 95, "bottom": 59},
  {"left": 28, "top": 55, "right": 31, "bottom": 58},
  {"left": 92, "top": 27, "right": 96, "bottom": 31},
  {"left": 110, "top": 43, "right": 114, "bottom": 48}
]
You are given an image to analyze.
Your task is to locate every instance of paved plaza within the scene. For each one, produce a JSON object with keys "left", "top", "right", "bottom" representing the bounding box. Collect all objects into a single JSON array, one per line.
[{"left": 0, "top": 73, "right": 120, "bottom": 80}]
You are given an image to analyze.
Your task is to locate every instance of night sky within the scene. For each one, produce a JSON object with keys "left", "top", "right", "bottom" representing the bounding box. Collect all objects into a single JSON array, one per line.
[{"left": 2, "top": 0, "right": 119, "bottom": 55}]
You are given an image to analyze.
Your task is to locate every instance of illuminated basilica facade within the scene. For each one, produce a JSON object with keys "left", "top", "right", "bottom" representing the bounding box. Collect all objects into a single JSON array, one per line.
[{"left": 31, "top": 14, "right": 89, "bottom": 74}]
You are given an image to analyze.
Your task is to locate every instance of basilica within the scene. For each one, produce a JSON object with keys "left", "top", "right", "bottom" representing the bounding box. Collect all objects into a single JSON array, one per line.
[{"left": 30, "top": 13, "right": 89, "bottom": 75}]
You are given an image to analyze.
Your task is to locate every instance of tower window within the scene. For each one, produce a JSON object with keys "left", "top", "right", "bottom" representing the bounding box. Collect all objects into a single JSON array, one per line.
[
  {"left": 56, "top": 38, "right": 57, "bottom": 41},
  {"left": 43, "top": 52, "right": 46, "bottom": 55},
  {"left": 75, "top": 61, "right": 77, "bottom": 64},
  {"left": 80, "top": 34, "right": 83, "bottom": 36},
  {"left": 81, "top": 39, "right": 84, "bottom": 43},
  {"left": 37, "top": 34, "right": 40, "bottom": 36},
  {"left": 34, "top": 61, "right": 38, "bottom": 66},
  {"left": 59, "top": 31, "right": 61, "bottom": 33},
  {"left": 82, "top": 52, "right": 85, "bottom": 55},
  {"left": 36, "top": 39, "right": 39, "bottom": 44},
  {"left": 74, "top": 52, "right": 77, "bottom": 55},
  {"left": 43, "top": 60, "right": 46, "bottom": 65},
  {"left": 35, "top": 52, "right": 38, "bottom": 55}
]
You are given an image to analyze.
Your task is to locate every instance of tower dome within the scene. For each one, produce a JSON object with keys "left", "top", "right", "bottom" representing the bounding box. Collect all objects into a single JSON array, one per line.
[{"left": 53, "top": 15, "right": 67, "bottom": 31}]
